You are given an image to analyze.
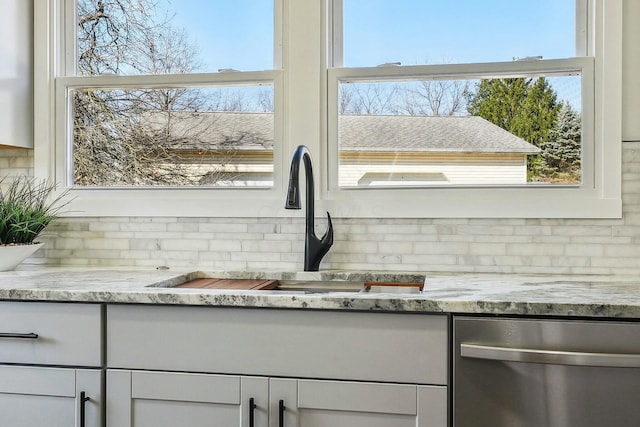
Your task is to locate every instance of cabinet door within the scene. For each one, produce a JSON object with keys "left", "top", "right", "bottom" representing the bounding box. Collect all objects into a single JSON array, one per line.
[
  {"left": 0, "top": 0, "right": 32, "bottom": 148},
  {"left": 270, "top": 378, "right": 447, "bottom": 427},
  {"left": 107, "top": 370, "right": 268, "bottom": 427},
  {"left": 0, "top": 365, "right": 102, "bottom": 427}
]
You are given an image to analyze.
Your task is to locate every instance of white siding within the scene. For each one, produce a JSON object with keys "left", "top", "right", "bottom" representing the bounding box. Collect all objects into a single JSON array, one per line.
[{"left": 339, "top": 154, "right": 528, "bottom": 186}]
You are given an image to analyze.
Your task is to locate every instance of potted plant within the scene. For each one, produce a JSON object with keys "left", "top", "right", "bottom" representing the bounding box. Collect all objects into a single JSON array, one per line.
[{"left": 0, "top": 176, "right": 68, "bottom": 271}]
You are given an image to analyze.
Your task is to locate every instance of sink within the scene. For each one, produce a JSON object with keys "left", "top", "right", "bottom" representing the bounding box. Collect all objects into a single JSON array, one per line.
[
  {"left": 147, "top": 272, "right": 365, "bottom": 293},
  {"left": 147, "top": 272, "right": 422, "bottom": 294}
]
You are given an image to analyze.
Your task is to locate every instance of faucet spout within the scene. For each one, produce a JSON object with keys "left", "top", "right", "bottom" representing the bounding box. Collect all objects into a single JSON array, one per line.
[{"left": 285, "top": 145, "right": 334, "bottom": 271}]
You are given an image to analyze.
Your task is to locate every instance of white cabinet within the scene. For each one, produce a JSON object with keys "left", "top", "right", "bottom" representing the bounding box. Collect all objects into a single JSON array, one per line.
[
  {"left": 107, "top": 305, "right": 447, "bottom": 384},
  {"left": 0, "top": 365, "right": 101, "bottom": 427},
  {"left": 623, "top": 0, "right": 640, "bottom": 141},
  {"left": 0, "top": 302, "right": 103, "bottom": 427},
  {"left": 106, "top": 370, "right": 446, "bottom": 427},
  {"left": 0, "top": 301, "right": 102, "bottom": 366},
  {"left": 0, "top": 0, "right": 33, "bottom": 148},
  {"left": 106, "top": 305, "right": 448, "bottom": 427},
  {"left": 107, "top": 370, "right": 268, "bottom": 427},
  {"left": 271, "top": 378, "right": 446, "bottom": 427}
]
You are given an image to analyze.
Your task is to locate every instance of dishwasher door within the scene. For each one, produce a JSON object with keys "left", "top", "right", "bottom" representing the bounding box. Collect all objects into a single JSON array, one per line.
[{"left": 454, "top": 316, "right": 640, "bottom": 427}]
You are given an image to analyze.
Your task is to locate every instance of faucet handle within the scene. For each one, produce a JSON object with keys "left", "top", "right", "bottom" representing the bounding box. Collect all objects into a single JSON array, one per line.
[
  {"left": 304, "top": 211, "right": 334, "bottom": 271},
  {"left": 321, "top": 212, "right": 334, "bottom": 247}
]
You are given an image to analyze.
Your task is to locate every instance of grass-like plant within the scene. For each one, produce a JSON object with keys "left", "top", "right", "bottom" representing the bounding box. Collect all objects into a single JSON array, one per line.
[{"left": 0, "top": 177, "right": 69, "bottom": 245}]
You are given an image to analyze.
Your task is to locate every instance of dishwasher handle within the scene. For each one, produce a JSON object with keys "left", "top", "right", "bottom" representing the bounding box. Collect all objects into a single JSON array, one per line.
[{"left": 461, "top": 343, "right": 640, "bottom": 368}]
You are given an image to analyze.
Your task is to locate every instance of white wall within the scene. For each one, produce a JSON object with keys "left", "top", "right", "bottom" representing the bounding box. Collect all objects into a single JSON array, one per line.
[{"left": 2, "top": 0, "right": 640, "bottom": 275}]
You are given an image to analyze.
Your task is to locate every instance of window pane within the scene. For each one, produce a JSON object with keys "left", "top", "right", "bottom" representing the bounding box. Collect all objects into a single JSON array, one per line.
[
  {"left": 338, "top": 74, "right": 582, "bottom": 187},
  {"left": 342, "top": 0, "right": 576, "bottom": 67},
  {"left": 76, "top": 0, "right": 274, "bottom": 75},
  {"left": 72, "top": 85, "right": 274, "bottom": 187}
]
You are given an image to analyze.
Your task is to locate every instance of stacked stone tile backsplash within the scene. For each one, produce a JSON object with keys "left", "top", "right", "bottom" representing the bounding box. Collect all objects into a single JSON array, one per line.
[
  {"left": 0, "top": 148, "right": 33, "bottom": 179},
  {"left": 4, "top": 142, "right": 640, "bottom": 275}
]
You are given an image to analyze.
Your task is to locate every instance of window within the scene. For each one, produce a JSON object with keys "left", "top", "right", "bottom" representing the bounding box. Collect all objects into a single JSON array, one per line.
[
  {"left": 66, "top": 0, "right": 278, "bottom": 189},
  {"left": 34, "top": 0, "right": 284, "bottom": 216},
  {"left": 69, "top": 84, "right": 275, "bottom": 188},
  {"left": 326, "top": 0, "right": 621, "bottom": 217},
  {"left": 334, "top": 73, "right": 583, "bottom": 188},
  {"left": 332, "top": 0, "right": 584, "bottom": 188},
  {"left": 34, "top": 0, "right": 622, "bottom": 218}
]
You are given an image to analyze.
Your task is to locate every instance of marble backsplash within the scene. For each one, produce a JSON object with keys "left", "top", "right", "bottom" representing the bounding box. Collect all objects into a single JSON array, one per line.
[{"left": 3, "top": 142, "right": 640, "bottom": 275}]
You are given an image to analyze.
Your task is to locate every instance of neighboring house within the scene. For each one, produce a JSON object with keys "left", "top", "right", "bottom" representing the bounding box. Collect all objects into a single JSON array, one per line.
[
  {"left": 144, "top": 111, "right": 275, "bottom": 186},
  {"left": 338, "top": 115, "right": 540, "bottom": 186},
  {"left": 148, "top": 112, "right": 539, "bottom": 187}
]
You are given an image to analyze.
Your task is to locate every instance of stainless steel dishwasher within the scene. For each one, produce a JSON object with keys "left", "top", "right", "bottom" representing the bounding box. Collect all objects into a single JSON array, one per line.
[{"left": 454, "top": 316, "right": 640, "bottom": 427}]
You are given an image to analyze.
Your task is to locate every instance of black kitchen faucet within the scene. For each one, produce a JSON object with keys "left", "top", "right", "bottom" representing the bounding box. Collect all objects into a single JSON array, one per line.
[{"left": 285, "top": 145, "right": 333, "bottom": 271}]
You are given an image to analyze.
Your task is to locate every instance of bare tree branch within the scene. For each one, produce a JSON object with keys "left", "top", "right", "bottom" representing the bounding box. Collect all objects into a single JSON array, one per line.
[{"left": 74, "top": 0, "right": 273, "bottom": 187}]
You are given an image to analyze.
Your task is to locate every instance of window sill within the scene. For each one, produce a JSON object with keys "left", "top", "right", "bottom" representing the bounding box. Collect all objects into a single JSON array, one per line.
[{"left": 57, "top": 186, "right": 622, "bottom": 219}]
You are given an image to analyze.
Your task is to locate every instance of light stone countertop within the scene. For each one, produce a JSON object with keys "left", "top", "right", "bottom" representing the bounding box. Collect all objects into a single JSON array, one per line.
[{"left": 0, "top": 266, "right": 639, "bottom": 318}]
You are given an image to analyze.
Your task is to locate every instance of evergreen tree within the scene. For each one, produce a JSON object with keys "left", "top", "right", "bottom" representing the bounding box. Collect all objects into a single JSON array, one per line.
[
  {"left": 540, "top": 101, "right": 581, "bottom": 182},
  {"left": 466, "top": 77, "right": 561, "bottom": 180},
  {"left": 466, "top": 78, "right": 529, "bottom": 132},
  {"left": 514, "top": 78, "right": 560, "bottom": 147}
]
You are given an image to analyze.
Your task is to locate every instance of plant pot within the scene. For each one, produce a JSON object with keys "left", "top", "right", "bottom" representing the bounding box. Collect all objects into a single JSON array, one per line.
[{"left": 0, "top": 243, "right": 45, "bottom": 271}]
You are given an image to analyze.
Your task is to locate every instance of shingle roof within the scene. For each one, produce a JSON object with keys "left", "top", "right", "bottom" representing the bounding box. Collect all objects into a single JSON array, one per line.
[
  {"left": 146, "top": 111, "right": 274, "bottom": 150},
  {"left": 152, "top": 112, "right": 539, "bottom": 154},
  {"left": 339, "top": 115, "right": 540, "bottom": 154}
]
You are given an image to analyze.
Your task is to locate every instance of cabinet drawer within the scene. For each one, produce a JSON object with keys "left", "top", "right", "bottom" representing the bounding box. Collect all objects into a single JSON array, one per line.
[
  {"left": 107, "top": 305, "right": 447, "bottom": 385},
  {"left": 0, "top": 302, "right": 102, "bottom": 366}
]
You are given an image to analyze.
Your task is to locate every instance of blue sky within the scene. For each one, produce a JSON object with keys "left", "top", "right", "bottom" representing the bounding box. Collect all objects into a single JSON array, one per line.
[
  {"left": 343, "top": 0, "right": 575, "bottom": 66},
  {"left": 169, "top": 0, "right": 273, "bottom": 71},
  {"left": 165, "top": 0, "right": 579, "bottom": 109},
  {"left": 168, "top": 0, "right": 575, "bottom": 71}
]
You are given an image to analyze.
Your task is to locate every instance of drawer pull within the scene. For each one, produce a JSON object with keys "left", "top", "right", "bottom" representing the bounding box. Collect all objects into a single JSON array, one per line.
[
  {"left": 0, "top": 332, "right": 39, "bottom": 339},
  {"left": 279, "top": 400, "right": 286, "bottom": 427},
  {"left": 80, "top": 391, "right": 90, "bottom": 427},
  {"left": 249, "top": 397, "right": 256, "bottom": 427}
]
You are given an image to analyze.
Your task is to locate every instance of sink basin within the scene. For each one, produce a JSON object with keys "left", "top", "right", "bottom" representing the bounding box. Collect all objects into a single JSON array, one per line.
[
  {"left": 147, "top": 272, "right": 365, "bottom": 293},
  {"left": 147, "top": 272, "right": 422, "bottom": 294}
]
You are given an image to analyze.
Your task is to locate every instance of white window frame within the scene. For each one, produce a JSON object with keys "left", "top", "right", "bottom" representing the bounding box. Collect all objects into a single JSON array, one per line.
[
  {"left": 34, "top": 0, "right": 288, "bottom": 217},
  {"left": 324, "top": 0, "right": 622, "bottom": 218},
  {"left": 33, "top": 0, "right": 622, "bottom": 219}
]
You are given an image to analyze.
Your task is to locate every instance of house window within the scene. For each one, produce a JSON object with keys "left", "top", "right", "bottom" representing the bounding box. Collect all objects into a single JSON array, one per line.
[
  {"left": 326, "top": 0, "right": 621, "bottom": 217},
  {"left": 335, "top": 74, "right": 582, "bottom": 188},
  {"left": 34, "top": 0, "right": 621, "bottom": 218},
  {"left": 70, "top": 85, "right": 274, "bottom": 187},
  {"left": 332, "top": 0, "right": 584, "bottom": 188},
  {"left": 50, "top": 0, "right": 280, "bottom": 196}
]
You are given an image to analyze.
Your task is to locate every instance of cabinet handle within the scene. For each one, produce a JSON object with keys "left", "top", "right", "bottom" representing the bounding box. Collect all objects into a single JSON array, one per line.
[
  {"left": 80, "top": 391, "right": 90, "bottom": 427},
  {"left": 249, "top": 397, "right": 256, "bottom": 427},
  {"left": 0, "top": 332, "right": 38, "bottom": 339},
  {"left": 278, "top": 400, "right": 286, "bottom": 427}
]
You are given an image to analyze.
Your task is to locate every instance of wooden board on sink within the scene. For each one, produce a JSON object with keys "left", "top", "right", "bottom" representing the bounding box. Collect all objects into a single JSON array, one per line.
[{"left": 174, "top": 278, "right": 279, "bottom": 290}]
